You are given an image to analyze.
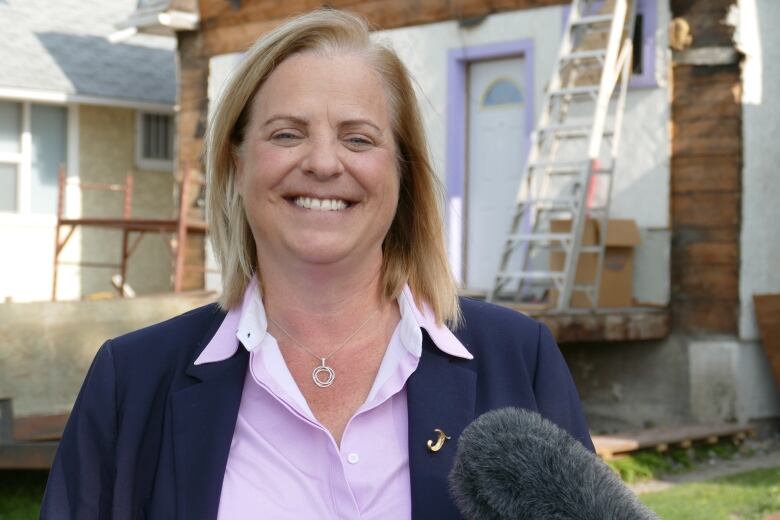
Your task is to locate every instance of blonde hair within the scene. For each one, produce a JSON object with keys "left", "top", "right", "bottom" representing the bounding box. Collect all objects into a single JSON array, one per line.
[{"left": 205, "top": 9, "right": 460, "bottom": 326}]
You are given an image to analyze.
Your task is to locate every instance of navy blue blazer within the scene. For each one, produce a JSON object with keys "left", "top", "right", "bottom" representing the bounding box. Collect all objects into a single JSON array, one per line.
[{"left": 41, "top": 297, "right": 593, "bottom": 519}]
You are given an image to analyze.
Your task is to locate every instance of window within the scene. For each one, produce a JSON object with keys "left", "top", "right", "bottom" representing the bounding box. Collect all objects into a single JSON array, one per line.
[
  {"left": 562, "top": 0, "right": 657, "bottom": 88},
  {"left": 0, "top": 100, "right": 67, "bottom": 214},
  {"left": 136, "top": 111, "right": 174, "bottom": 171},
  {"left": 0, "top": 101, "right": 21, "bottom": 212},
  {"left": 482, "top": 78, "right": 524, "bottom": 107}
]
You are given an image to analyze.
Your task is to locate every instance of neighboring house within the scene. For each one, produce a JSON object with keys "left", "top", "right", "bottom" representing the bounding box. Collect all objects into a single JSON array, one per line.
[
  {"left": 125, "top": 0, "right": 779, "bottom": 431},
  {"left": 0, "top": 0, "right": 178, "bottom": 302}
]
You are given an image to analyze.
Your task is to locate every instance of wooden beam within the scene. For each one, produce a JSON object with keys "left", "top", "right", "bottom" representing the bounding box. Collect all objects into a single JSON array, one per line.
[
  {"left": 497, "top": 305, "right": 671, "bottom": 343},
  {"left": 198, "top": 0, "right": 570, "bottom": 57},
  {"left": 754, "top": 294, "right": 780, "bottom": 392},
  {"left": 0, "top": 443, "right": 58, "bottom": 470}
]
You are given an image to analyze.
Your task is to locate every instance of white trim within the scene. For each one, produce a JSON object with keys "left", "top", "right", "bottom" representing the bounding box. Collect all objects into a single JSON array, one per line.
[
  {"left": 0, "top": 87, "right": 175, "bottom": 113},
  {"left": 65, "top": 104, "right": 81, "bottom": 219},
  {"left": 19, "top": 103, "right": 31, "bottom": 214},
  {"left": 108, "top": 27, "right": 138, "bottom": 44},
  {"left": 0, "top": 212, "right": 57, "bottom": 227},
  {"left": 135, "top": 110, "right": 174, "bottom": 171},
  {"left": 67, "top": 104, "right": 79, "bottom": 179},
  {"left": 0, "top": 152, "right": 23, "bottom": 163},
  {"left": 117, "top": 10, "right": 199, "bottom": 32}
]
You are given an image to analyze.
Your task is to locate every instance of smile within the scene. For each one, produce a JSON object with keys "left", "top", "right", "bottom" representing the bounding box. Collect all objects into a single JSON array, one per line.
[{"left": 293, "top": 196, "right": 350, "bottom": 211}]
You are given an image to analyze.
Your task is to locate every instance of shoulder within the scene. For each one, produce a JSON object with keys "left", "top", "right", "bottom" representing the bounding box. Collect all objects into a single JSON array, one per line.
[
  {"left": 104, "top": 303, "right": 227, "bottom": 380},
  {"left": 453, "top": 297, "right": 550, "bottom": 371},
  {"left": 109, "top": 302, "right": 224, "bottom": 351},
  {"left": 456, "top": 297, "right": 545, "bottom": 345}
]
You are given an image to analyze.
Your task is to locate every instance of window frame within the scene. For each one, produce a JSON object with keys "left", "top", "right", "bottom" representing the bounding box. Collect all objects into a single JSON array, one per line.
[
  {"left": 0, "top": 101, "right": 35, "bottom": 215},
  {"left": 0, "top": 99, "right": 77, "bottom": 221},
  {"left": 561, "top": 0, "right": 658, "bottom": 89},
  {"left": 135, "top": 110, "right": 175, "bottom": 171}
]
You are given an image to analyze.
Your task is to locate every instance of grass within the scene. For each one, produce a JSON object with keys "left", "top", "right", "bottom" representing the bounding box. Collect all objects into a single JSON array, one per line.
[
  {"left": 640, "top": 467, "right": 780, "bottom": 520},
  {"left": 608, "top": 442, "right": 742, "bottom": 483},
  {"left": 0, "top": 471, "right": 47, "bottom": 520},
  {"left": 1, "top": 449, "right": 778, "bottom": 520}
]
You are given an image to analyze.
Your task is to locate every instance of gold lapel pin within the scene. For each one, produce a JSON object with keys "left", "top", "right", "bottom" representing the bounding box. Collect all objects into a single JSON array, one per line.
[{"left": 426, "top": 428, "right": 451, "bottom": 453}]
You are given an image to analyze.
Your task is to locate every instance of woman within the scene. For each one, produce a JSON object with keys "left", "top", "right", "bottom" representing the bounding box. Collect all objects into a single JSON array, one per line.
[{"left": 41, "top": 9, "right": 592, "bottom": 519}]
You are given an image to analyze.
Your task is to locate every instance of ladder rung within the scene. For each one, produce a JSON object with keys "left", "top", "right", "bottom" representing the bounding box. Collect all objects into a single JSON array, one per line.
[
  {"left": 573, "top": 284, "right": 597, "bottom": 292},
  {"left": 497, "top": 271, "right": 565, "bottom": 280},
  {"left": 550, "top": 85, "right": 600, "bottom": 97},
  {"left": 539, "top": 123, "right": 614, "bottom": 139},
  {"left": 519, "top": 197, "right": 577, "bottom": 208},
  {"left": 561, "top": 49, "right": 607, "bottom": 62},
  {"left": 570, "top": 13, "right": 613, "bottom": 27},
  {"left": 579, "top": 245, "right": 603, "bottom": 253},
  {"left": 529, "top": 160, "right": 587, "bottom": 171},
  {"left": 507, "top": 232, "right": 573, "bottom": 243}
]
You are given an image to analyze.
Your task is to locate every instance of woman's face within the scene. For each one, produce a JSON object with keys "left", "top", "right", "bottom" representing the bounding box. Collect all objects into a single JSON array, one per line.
[{"left": 236, "top": 52, "right": 400, "bottom": 273}]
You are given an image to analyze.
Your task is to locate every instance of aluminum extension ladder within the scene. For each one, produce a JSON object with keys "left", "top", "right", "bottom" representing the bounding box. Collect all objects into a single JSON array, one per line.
[{"left": 488, "top": 0, "right": 636, "bottom": 311}]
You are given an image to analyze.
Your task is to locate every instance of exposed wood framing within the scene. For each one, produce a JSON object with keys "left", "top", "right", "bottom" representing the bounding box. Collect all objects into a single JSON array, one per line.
[
  {"left": 176, "top": 29, "right": 210, "bottom": 290},
  {"left": 500, "top": 305, "right": 671, "bottom": 343},
  {"left": 198, "top": 0, "right": 570, "bottom": 57},
  {"left": 670, "top": 0, "right": 741, "bottom": 334}
]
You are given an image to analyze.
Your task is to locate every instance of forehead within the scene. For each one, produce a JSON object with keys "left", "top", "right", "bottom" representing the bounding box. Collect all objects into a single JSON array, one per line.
[{"left": 250, "top": 52, "right": 392, "bottom": 124}]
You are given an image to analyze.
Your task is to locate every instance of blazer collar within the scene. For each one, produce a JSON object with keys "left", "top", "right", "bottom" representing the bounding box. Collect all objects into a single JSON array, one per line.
[
  {"left": 170, "top": 310, "right": 249, "bottom": 520},
  {"left": 194, "top": 278, "right": 473, "bottom": 366},
  {"left": 407, "top": 330, "right": 477, "bottom": 519}
]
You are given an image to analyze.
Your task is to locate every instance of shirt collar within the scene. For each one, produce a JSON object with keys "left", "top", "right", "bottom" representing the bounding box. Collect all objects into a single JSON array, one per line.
[{"left": 194, "top": 277, "right": 472, "bottom": 365}]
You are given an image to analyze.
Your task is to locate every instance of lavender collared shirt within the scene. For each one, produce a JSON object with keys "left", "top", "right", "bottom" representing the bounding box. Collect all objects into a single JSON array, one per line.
[{"left": 193, "top": 281, "right": 472, "bottom": 519}]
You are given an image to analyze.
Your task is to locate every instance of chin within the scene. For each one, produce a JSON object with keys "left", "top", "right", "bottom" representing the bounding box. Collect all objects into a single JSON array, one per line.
[{"left": 287, "top": 239, "right": 357, "bottom": 266}]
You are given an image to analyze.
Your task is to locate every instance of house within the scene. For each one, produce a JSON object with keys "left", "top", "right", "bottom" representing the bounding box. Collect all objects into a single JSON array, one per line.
[
  {"left": 120, "top": 0, "right": 780, "bottom": 431},
  {"left": 0, "top": 0, "right": 179, "bottom": 302}
]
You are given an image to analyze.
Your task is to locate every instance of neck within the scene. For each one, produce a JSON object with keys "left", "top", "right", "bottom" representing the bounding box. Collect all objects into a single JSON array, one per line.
[{"left": 258, "top": 250, "right": 389, "bottom": 340}]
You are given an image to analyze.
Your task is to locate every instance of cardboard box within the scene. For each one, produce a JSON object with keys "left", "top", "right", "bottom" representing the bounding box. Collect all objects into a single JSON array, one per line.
[{"left": 549, "top": 218, "right": 641, "bottom": 308}]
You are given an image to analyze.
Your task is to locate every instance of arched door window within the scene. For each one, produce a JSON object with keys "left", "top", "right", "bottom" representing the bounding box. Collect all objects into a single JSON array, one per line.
[{"left": 481, "top": 78, "right": 524, "bottom": 107}]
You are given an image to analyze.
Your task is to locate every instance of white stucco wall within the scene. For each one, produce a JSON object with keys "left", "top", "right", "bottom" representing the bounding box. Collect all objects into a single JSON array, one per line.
[
  {"left": 206, "top": 1, "right": 672, "bottom": 303},
  {"left": 373, "top": 1, "right": 671, "bottom": 303},
  {"left": 738, "top": 0, "right": 780, "bottom": 341}
]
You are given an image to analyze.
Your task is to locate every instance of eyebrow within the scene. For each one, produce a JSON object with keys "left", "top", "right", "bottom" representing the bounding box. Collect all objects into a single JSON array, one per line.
[
  {"left": 262, "top": 115, "right": 308, "bottom": 127},
  {"left": 262, "top": 114, "right": 383, "bottom": 134}
]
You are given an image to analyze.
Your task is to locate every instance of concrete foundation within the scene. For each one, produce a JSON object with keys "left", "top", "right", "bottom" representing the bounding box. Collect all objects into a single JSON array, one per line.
[
  {"left": 2, "top": 294, "right": 777, "bottom": 431},
  {"left": 0, "top": 292, "right": 214, "bottom": 416},
  {"left": 562, "top": 334, "right": 780, "bottom": 433}
]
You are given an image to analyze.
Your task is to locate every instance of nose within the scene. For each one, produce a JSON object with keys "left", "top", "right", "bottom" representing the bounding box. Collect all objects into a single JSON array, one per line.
[{"left": 301, "top": 136, "right": 343, "bottom": 180}]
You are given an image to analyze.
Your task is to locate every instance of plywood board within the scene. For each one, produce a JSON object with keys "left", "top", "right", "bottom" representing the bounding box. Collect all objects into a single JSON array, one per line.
[
  {"left": 593, "top": 422, "right": 754, "bottom": 459},
  {"left": 754, "top": 294, "right": 780, "bottom": 392}
]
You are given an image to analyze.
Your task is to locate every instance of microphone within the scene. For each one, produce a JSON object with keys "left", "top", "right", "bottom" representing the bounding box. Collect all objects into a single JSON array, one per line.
[{"left": 448, "top": 408, "right": 658, "bottom": 520}]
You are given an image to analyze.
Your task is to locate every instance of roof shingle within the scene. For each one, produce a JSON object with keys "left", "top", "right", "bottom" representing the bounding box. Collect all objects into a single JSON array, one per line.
[{"left": 0, "top": 0, "right": 176, "bottom": 105}]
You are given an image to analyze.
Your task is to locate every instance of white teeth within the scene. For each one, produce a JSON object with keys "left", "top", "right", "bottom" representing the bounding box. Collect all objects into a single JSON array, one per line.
[{"left": 294, "top": 197, "right": 349, "bottom": 211}]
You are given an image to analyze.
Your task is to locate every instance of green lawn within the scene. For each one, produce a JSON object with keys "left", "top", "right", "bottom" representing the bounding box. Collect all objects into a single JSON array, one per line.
[
  {"left": 640, "top": 467, "right": 780, "bottom": 520},
  {"left": 0, "top": 471, "right": 47, "bottom": 520},
  {"left": 2, "top": 467, "right": 780, "bottom": 519}
]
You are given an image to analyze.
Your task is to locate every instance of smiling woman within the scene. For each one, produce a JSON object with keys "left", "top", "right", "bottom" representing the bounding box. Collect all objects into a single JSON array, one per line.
[
  {"left": 41, "top": 9, "right": 593, "bottom": 520},
  {"left": 234, "top": 52, "right": 401, "bottom": 276}
]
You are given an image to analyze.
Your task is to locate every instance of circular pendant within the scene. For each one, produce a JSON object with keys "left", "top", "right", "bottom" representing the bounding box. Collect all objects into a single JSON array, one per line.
[{"left": 312, "top": 359, "right": 335, "bottom": 388}]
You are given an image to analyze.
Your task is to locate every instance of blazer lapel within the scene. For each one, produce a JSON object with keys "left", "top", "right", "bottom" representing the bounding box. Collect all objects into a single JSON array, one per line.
[
  {"left": 407, "top": 332, "right": 477, "bottom": 519},
  {"left": 171, "top": 348, "right": 248, "bottom": 520}
]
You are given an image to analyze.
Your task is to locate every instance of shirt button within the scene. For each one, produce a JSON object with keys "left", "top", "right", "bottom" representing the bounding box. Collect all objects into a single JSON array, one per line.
[{"left": 347, "top": 452, "right": 360, "bottom": 464}]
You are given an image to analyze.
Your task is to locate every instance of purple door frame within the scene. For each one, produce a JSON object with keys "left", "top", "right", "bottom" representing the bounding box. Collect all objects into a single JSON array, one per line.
[{"left": 445, "top": 39, "right": 535, "bottom": 284}]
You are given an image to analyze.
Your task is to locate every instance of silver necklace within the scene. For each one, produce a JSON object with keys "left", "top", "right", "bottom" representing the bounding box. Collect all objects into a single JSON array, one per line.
[{"left": 267, "top": 306, "right": 381, "bottom": 388}]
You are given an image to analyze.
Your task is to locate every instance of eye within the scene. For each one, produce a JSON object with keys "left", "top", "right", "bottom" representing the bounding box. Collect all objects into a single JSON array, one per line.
[
  {"left": 343, "top": 135, "right": 374, "bottom": 150},
  {"left": 271, "top": 130, "right": 303, "bottom": 144}
]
